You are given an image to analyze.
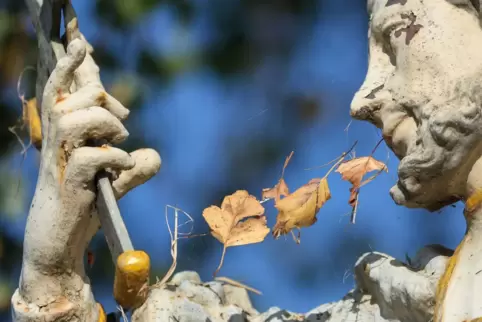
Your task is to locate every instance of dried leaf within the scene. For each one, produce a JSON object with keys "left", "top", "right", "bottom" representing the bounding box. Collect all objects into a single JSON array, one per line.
[
  {"left": 262, "top": 178, "right": 289, "bottom": 200},
  {"left": 23, "top": 98, "right": 42, "bottom": 150},
  {"left": 215, "top": 276, "right": 262, "bottom": 295},
  {"left": 273, "top": 178, "right": 331, "bottom": 239},
  {"left": 262, "top": 151, "right": 294, "bottom": 202},
  {"left": 336, "top": 156, "right": 387, "bottom": 214},
  {"left": 203, "top": 190, "right": 269, "bottom": 275}
]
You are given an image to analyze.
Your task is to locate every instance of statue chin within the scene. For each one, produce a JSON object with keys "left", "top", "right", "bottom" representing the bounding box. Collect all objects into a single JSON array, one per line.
[
  {"left": 390, "top": 181, "right": 460, "bottom": 211},
  {"left": 390, "top": 140, "right": 476, "bottom": 211}
]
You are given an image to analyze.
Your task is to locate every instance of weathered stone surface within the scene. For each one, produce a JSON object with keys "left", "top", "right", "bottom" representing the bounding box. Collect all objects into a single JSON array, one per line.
[
  {"left": 131, "top": 245, "right": 450, "bottom": 321},
  {"left": 132, "top": 272, "right": 255, "bottom": 322}
]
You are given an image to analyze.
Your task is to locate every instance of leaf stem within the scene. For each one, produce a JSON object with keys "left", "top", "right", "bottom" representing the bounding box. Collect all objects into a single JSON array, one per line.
[
  {"left": 305, "top": 141, "right": 358, "bottom": 172},
  {"left": 214, "top": 245, "right": 227, "bottom": 277},
  {"left": 323, "top": 141, "right": 358, "bottom": 178}
]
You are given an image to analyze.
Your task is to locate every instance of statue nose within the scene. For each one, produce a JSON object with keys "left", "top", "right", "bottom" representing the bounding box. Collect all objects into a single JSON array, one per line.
[{"left": 350, "top": 86, "right": 385, "bottom": 127}]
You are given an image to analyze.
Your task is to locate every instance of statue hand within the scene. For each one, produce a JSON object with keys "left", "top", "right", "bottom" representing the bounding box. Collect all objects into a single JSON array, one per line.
[{"left": 12, "top": 36, "right": 161, "bottom": 320}]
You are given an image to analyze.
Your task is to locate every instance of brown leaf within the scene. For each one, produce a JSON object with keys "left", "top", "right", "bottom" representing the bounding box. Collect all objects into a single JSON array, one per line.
[
  {"left": 23, "top": 98, "right": 42, "bottom": 150},
  {"left": 336, "top": 156, "right": 387, "bottom": 207},
  {"left": 202, "top": 190, "right": 270, "bottom": 275},
  {"left": 262, "top": 178, "right": 289, "bottom": 201},
  {"left": 262, "top": 151, "right": 294, "bottom": 202},
  {"left": 336, "top": 156, "right": 387, "bottom": 187},
  {"left": 272, "top": 178, "right": 331, "bottom": 239}
]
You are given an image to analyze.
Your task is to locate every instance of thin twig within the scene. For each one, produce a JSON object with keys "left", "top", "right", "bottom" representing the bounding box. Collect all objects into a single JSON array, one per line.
[
  {"left": 214, "top": 245, "right": 227, "bottom": 277},
  {"left": 323, "top": 141, "right": 358, "bottom": 178},
  {"left": 281, "top": 151, "right": 294, "bottom": 178},
  {"left": 215, "top": 276, "right": 262, "bottom": 295},
  {"left": 178, "top": 232, "right": 209, "bottom": 239},
  {"left": 350, "top": 137, "right": 386, "bottom": 224},
  {"left": 116, "top": 305, "right": 128, "bottom": 322},
  {"left": 370, "top": 137, "right": 384, "bottom": 155},
  {"left": 306, "top": 140, "right": 358, "bottom": 172},
  {"left": 157, "top": 205, "right": 193, "bottom": 286},
  {"left": 10, "top": 67, "right": 38, "bottom": 200},
  {"left": 304, "top": 155, "right": 341, "bottom": 171},
  {"left": 350, "top": 193, "right": 359, "bottom": 224}
]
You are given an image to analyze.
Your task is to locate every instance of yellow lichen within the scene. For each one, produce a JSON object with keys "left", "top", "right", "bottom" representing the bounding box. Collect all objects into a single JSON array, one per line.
[
  {"left": 434, "top": 235, "right": 468, "bottom": 321},
  {"left": 97, "top": 303, "right": 106, "bottom": 322},
  {"left": 466, "top": 189, "right": 482, "bottom": 213}
]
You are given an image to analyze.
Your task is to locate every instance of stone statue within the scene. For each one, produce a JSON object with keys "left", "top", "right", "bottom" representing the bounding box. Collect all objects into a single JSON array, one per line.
[
  {"left": 349, "top": 0, "right": 482, "bottom": 321},
  {"left": 11, "top": 0, "right": 482, "bottom": 321}
]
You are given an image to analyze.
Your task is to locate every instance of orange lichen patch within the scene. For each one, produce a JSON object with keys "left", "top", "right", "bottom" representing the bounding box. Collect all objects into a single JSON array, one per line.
[
  {"left": 95, "top": 91, "right": 108, "bottom": 107},
  {"left": 39, "top": 296, "right": 73, "bottom": 314},
  {"left": 22, "top": 98, "right": 42, "bottom": 150},
  {"left": 57, "top": 142, "right": 70, "bottom": 184},
  {"left": 56, "top": 88, "right": 67, "bottom": 103},
  {"left": 434, "top": 234, "right": 468, "bottom": 321},
  {"left": 466, "top": 189, "right": 482, "bottom": 213},
  {"left": 99, "top": 144, "right": 109, "bottom": 150},
  {"left": 114, "top": 250, "right": 150, "bottom": 309},
  {"left": 97, "top": 303, "right": 106, "bottom": 322}
]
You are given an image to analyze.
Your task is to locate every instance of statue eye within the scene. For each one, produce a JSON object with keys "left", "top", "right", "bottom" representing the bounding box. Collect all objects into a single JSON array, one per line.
[
  {"left": 381, "top": 16, "right": 408, "bottom": 45},
  {"left": 383, "top": 24, "right": 402, "bottom": 47},
  {"left": 380, "top": 26, "right": 399, "bottom": 66}
]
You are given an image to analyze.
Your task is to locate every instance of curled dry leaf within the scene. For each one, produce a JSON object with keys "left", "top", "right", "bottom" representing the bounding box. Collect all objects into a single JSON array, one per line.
[
  {"left": 203, "top": 190, "right": 270, "bottom": 276},
  {"left": 23, "top": 98, "right": 42, "bottom": 150},
  {"left": 336, "top": 156, "right": 387, "bottom": 209},
  {"left": 273, "top": 178, "right": 331, "bottom": 239},
  {"left": 262, "top": 178, "right": 289, "bottom": 201},
  {"left": 262, "top": 151, "right": 294, "bottom": 202}
]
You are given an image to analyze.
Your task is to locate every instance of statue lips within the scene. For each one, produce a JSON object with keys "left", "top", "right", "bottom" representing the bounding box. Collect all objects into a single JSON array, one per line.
[
  {"left": 382, "top": 115, "right": 416, "bottom": 160},
  {"left": 384, "top": 115, "right": 437, "bottom": 209}
]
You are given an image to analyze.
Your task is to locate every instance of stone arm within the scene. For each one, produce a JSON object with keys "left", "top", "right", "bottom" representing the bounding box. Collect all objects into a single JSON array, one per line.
[{"left": 10, "top": 34, "right": 161, "bottom": 321}]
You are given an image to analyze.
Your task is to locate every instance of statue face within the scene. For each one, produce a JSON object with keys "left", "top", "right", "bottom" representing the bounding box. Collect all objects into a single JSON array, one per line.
[{"left": 351, "top": 0, "right": 482, "bottom": 210}]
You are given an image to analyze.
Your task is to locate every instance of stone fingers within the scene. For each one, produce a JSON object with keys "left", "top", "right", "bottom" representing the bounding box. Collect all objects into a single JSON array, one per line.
[
  {"left": 45, "top": 35, "right": 129, "bottom": 121},
  {"left": 65, "top": 146, "right": 135, "bottom": 184},
  {"left": 43, "top": 38, "right": 86, "bottom": 107},
  {"left": 53, "top": 86, "right": 130, "bottom": 120},
  {"left": 112, "top": 149, "right": 162, "bottom": 200},
  {"left": 57, "top": 106, "right": 129, "bottom": 149}
]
